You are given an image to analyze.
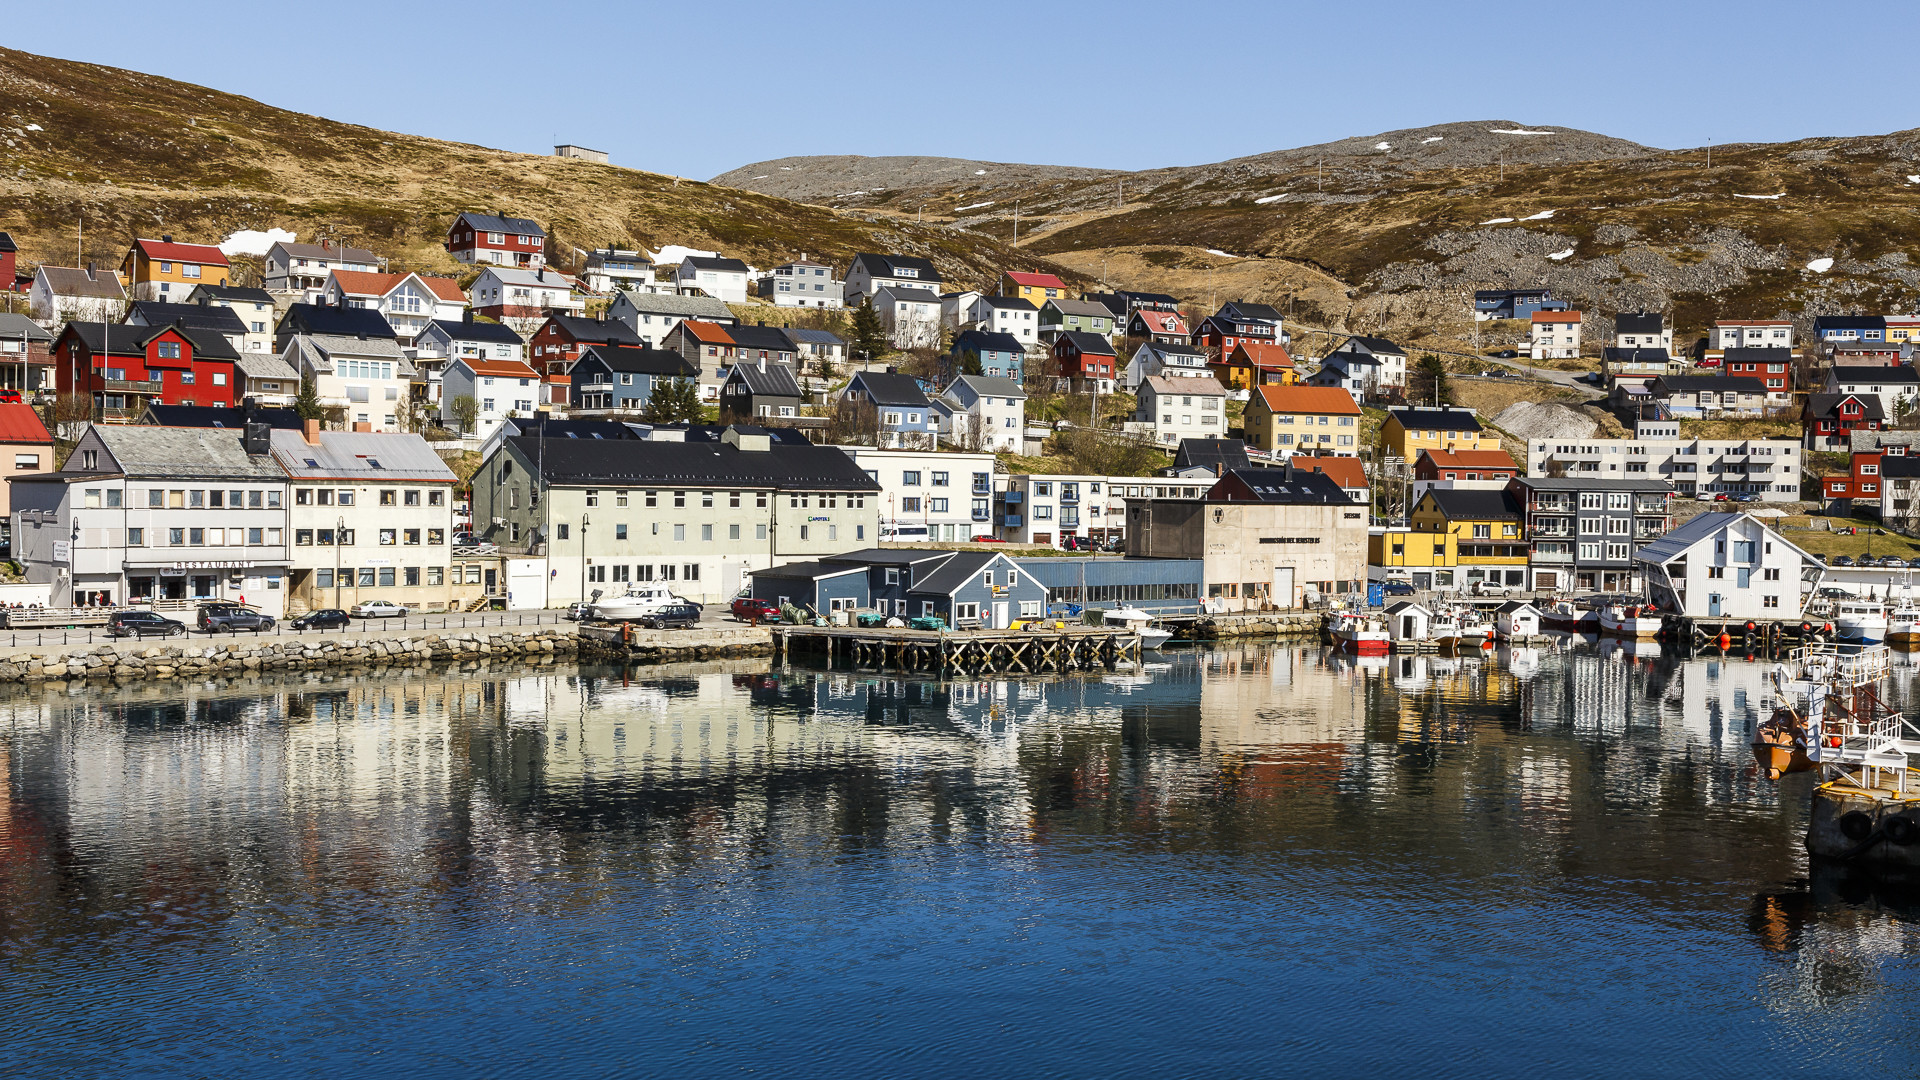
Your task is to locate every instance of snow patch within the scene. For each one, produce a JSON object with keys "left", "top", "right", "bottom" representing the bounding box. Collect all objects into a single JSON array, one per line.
[
  {"left": 1374, "top": 141, "right": 1392, "bottom": 151},
  {"left": 1205, "top": 249, "right": 1240, "bottom": 259},
  {"left": 954, "top": 201, "right": 994, "bottom": 212},
  {"left": 1520, "top": 209, "right": 1556, "bottom": 220},
  {"left": 1490, "top": 128, "right": 1554, "bottom": 136},
  {"left": 219, "top": 227, "right": 296, "bottom": 257},
  {"left": 1254, "top": 194, "right": 1287, "bottom": 204},
  {"left": 750, "top": 175, "right": 769, "bottom": 180},
  {"left": 1733, "top": 192, "right": 1786, "bottom": 200},
  {"left": 779, "top": 166, "right": 792, "bottom": 170},
  {"left": 24, "top": 124, "right": 41, "bottom": 132},
  {"left": 838, "top": 191, "right": 867, "bottom": 197},
  {"left": 1547, "top": 247, "right": 1576, "bottom": 261},
  {"left": 1908, "top": 174, "right": 1920, "bottom": 184},
  {"left": 1479, "top": 217, "right": 1515, "bottom": 225},
  {"left": 1422, "top": 136, "right": 1443, "bottom": 144},
  {"left": 1806, "top": 257, "right": 1835, "bottom": 273},
  {"left": 649, "top": 245, "right": 720, "bottom": 265},
  {"left": 974, "top": 169, "right": 987, "bottom": 175}
]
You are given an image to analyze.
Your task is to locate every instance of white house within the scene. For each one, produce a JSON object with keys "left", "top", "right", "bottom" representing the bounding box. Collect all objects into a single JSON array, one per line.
[
  {"left": 276, "top": 304, "right": 416, "bottom": 432},
  {"left": 29, "top": 266, "right": 126, "bottom": 326},
  {"left": 844, "top": 253, "right": 943, "bottom": 304},
  {"left": 264, "top": 240, "right": 380, "bottom": 299},
  {"left": 872, "top": 286, "right": 943, "bottom": 349},
  {"left": 322, "top": 270, "right": 468, "bottom": 345},
  {"left": 1711, "top": 320, "right": 1794, "bottom": 353},
  {"left": 1636, "top": 511, "right": 1821, "bottom": 621},
  {"left": 1531, "top": 311, "right": 1584, "bottom": 360},
  {"left": 935, "top": 375, "right": 1026, "bottom": 453},
  {"left": 1136, "top": 375, "right": 1227, "bottom": 447},
  {"left": 757, "top": 260, "right": 843, "bottom": 308},
  {"left": 440, "top": 357, "right": 543, "bottom": 439},
  {"left": 1614, "top": 312, "right": 1673, "bottom": 352},
  {"left": 674, "top": 256, "right": 751, "bottom": 303},
  {"left": 186, "top": 284, "right": 278, "bottom": 356},
  {"left": 412, "top": 318, "right": 527, "bottom": 404},
  {"left": 1123, "top": 341, "right": 1212, "bottom": 392},
  {"left": 964, "top": 295, "right": 1040, "bottom": 347},
  {"left": 836, "top": 447, "right": 998, "bottom": 544},
  {"left": 607, "top": 289, "right": 737, "bottom": 346},
  {"left": 1823, "top": 366, "right": 1920, "bottom": 420},
  {"left": 580, "top": 249, "right": 656, "bottom": 295},
  {"left": 1309, "top": 336, "right": 1408, "bottom": 398},
  {"left": 469, "top": 267, "right": 584, "bottom": 334}
]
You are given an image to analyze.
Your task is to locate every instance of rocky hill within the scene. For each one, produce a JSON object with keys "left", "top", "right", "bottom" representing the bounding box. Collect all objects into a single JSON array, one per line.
[
  {"left": 716, "top": 121, "right": 1920, "bottom": 351},
  {"left": 0, "top": 47, "right": 1056, "bottom": 290}
]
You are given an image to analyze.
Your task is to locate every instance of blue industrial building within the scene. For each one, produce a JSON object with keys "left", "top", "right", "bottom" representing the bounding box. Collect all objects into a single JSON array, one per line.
[
  {"left": 750, "top": 548, "right": 1050, "bottom": 628},
  {"left": 1014, "top": 557, "right": 1205, "bottom": 617}
]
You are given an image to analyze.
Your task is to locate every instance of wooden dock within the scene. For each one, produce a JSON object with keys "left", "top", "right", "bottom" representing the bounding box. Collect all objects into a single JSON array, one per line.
[{"left": 773, "top": 624, "right": 1143, "bottom": 674}]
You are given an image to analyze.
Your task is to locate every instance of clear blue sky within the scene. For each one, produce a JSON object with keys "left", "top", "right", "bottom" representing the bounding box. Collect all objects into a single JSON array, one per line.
[{"left": 12, "top": 0, "right": 1918, "bottom": 179}]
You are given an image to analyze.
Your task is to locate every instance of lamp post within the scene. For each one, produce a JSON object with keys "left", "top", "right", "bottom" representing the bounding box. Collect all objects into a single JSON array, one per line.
[
  {"left": 333, "top": 514, "right": 345, "bottom": 609},
  {"left": 579, "top": 511, "right": 589, "bottom": 604}
]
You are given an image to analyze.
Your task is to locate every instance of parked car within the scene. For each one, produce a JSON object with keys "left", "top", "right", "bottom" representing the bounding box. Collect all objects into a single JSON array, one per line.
[
  {"left": 1881, "top": 556, "right": 1908, "bottom": 568},
  {"left": 564, "top": 601, "right": 593, "bottom": 621},
  {"left": 451, "top": 531, "right": 476, "bottom": 547},
  {"left": 1695, "top": 356, "right": 1722, "bottom": 368},
  {"left": 1714, "top": 493, "right": 1731, "bottom": 501},
  {"left": 731, "top": 596, "right": 782, "bottom": 623},
  {"left": 971, "top": 535, "right": 1005, "bottom": 543},
  {"left": 1381, "top": 581, "right": 1417, "bottom": 597},
  {"left": 351, "top": 600, "right": 409, "bottom": 618},
  {"left": 199, "top": 606, "right": 276, "bottom": 633},
  {"left": 108, "top": 611, "right": 186, "bottom": 638},
  {"left": 1834, "top": 555, "right": 1857, "bottom": 567},
  {"left": 1471, "top": 580, "right": 1515, "bottom": 596},
  {"left": 1816, "top": 586, "right": 1851, "bottom": 599},
  {"left": 291, "top": 609, "right": 352, "bottom": 630},
  {"left": 637, "top": 602, "right": 703, "bottom": 630},
  {"left": 1694, "top": 493, "right": 1718, "bottom": 501},
  {"left": 1730, "top": 493, "right": 1759, "bottom": 503},
  {"left": 1491, "top": 349, "right": 1519, "bottom": 359}
]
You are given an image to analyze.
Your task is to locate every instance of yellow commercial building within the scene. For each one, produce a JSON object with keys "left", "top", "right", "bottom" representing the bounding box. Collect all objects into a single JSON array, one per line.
[
  {"left": 1370, "top": 487, "right": 1528, "bottom": 592},
  {"left": 1379, "top": 405, "right": 1497, "bottom": 464}
]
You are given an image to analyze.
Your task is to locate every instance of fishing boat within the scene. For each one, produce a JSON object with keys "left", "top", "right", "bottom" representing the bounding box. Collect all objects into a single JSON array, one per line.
[
  {"left": 1884, "top": 603, "right": 1920, "bottom": 646},
  {"left": 1104, "top": 607, "right": 1173, "bottom": 650},
  {"left": 1540, "top": 598, "right": 1598, "bottom": 633},
  {"left": 1428, "top": 607, "right": 1465, "bottom": 649},
  {"left": 1598, "top": 603, "right": 1663, "bottom": 639},
  {"left": 1328, "top": 611, "right": 1390, "bottom": 654},
  {"left": 589, "top": 585, "right": 686, "bottom": 620},
  {"left": 1834, "top": 600, "right": 1889, "bottom": 645},
  {"left": 1751, "top": 647, "right": 1867, "bottom": 780},
  {"left": 1457, "top": 608, "right": 1498, "bottom": 648}
]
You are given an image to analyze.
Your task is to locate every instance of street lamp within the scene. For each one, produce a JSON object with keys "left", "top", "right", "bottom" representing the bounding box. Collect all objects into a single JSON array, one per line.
[
  {"left": 333, "top": 514, "right": 345, "bottom": 609},
  {"left": 579, "top": 512, "right": 589, "bottom": 604}
]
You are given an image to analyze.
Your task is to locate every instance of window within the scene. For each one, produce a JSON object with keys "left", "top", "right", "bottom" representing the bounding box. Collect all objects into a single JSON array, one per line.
[
  {"left": 586, "top": 490, "right": 599, "bottom": 507},
  {"left": 380, "top": 489, "right": 397, "bottom": 506},
  {"left": 902, "top": 470, "right": 921, "bottom": 486},
  {"left": 932, "top": 471, "right": 949, "bottom": 487},
  {"left": 315, "top": 569, "right": 333, "bottom": 589},
  {"left": 616, "top": 524, "right": 628, "bottom": 540},
  {"left": 404, "top": 529, "right": 420, "bottom": 545},
  {"left": 359, "top": 568, "right": 377, "bottom": 588},
  {"left": 404, "top": 490, "right": 420, "bottom": 507},
  {"left": 428, "top": 567, "right": 444, "bottom": 586},
  {"left": 296, "top": 529, "right": 314, "bottom": 546},
  {"left": 428, "top": 529, "right": 444, "bottom": 545},
  {"left": 673, "top": 524, "right": 685, "bottom": 541},
  {"left": 337, "top": 491, "right": 353, "bottom": 506},
  {"left": 379, "top": 529, "right": 397, "bottom": 546},
  {"left": 128, "top": 528, "right": 143, "bottom": 546}
]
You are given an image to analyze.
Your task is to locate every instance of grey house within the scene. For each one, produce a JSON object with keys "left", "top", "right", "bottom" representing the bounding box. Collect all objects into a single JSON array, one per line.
[
  {"left": 1514, "top": 476, "right": 1674, "bottom": 594},
  {"left": 753, "top": 547, "right": 1050, "bottom": 627},
  {"left": 569, "top": 345, "right": 698, "bottom": 410},
  {"left": 720, "top": 361, "right": 805, "bottom": 422}
]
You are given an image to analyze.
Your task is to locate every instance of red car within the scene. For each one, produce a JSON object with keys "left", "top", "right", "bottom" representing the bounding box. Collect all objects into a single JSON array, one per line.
[
  {"left": 970, "top": 535, "right": 1005, "bottom": 543},
  {"left": 730, "top": 596, "right": 781, "bottom": 622},
  {"left": 1695, "top": 357, "right": 1721, "bottom": 368}
]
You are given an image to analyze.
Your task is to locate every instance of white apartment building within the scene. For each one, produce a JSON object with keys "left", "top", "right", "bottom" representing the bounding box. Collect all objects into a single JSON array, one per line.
[
  {"left": 1531, "top": 310, "right": 1583, "bottom": 359},
  {"left": 839, "top": 447, "right": 999, "bottom": 543},
  {"left": 1136, "top": 376, "right": 1226, "bottom": 447},
  {"left": 757, "top": 260, "right": 843, "bottom": 308},
  {"left": 1526, "top": 428, "right": 1802, "bottom": 499},
  {"left": 872, "top": 286, "right": 943, "bottom": 349},
  {"left": 995, "top": 473, "right": 1210, "bottom": 547},
  {"left": 1710, "top": 319, "right": 1793, "bottom": 354},
  {"left": 674, "top": 256, "right": 751, "bottom": 303}
]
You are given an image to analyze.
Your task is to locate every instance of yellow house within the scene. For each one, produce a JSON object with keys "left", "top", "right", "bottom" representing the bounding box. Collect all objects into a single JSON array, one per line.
[
  {"left": 1243, "top": 384, "right": 1362, "bottom": 455},
  {"left": 1379, "top": 405, "right": 1497, "bottom": 463},
  {"left": 1370, "top": 488, "right": 1527, "bottom": 592},
  {"left": 121, "top": 236, "right": 232, "bottom": 302},
  {"left": 1210, "top": 342, "right": 1298, "bottom": 390},
  {"left": 999, "top": 271, "right": 1068, "bottom": 309}
]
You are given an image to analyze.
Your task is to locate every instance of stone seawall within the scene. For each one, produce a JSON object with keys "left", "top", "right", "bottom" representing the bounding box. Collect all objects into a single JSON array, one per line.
[
  {"left": 0, "top": 628, "right": 578, "bottom": 682},
  {"left": 577, "top": 624, "right": 774, "bottom": 664},
  {"left": 1194, "top": 613, "right": 1325, "bottom": 639}
]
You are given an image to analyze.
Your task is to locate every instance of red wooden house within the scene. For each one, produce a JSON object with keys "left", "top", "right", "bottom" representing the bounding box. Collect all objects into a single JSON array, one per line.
[
  {"left": 1821, "top": 448, "right": 1897, "bottom": 503},
  {"left": 1413, "top": 448, "right": 1520, "bottom": 482},
  {"left": 1127, "top": 308, "right": 1189, "bottom": 345},
  {"left": 1190, "top": 314, "right": 1278, "bottom": 356},
  {"left": 1803, "top": 392, "right": 1885, "bottom": 451},
  {"left": 52, "top": 321, "right": 240, "bottom": 420},
  {"left": 1050, "top": 331, "right": 1117, "bottom": 393},
  {"left": 527, "top": 314, "right": 643, "bottom": 378},
  {"left": 445, "top": 211, "right": 548, "bottom": 269},
  {"left": 0, "top": 232, "right": 18, "bottom": 292}
]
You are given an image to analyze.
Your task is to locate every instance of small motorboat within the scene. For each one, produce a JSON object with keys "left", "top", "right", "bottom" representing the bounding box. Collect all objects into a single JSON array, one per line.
[
  {"left": 1834, "top": 600, "right": 1888, "bottom": 645},
  {"left": 589, "top": 585, "right": 684, "bottom": 621},
  {"left": 1540, "top": 598, "right": 1598, "bottom": 633},
  {"left": 1328, "top": 611, "right": 1390, "bottom": 654},
  {"left": 1884, "top": 604, "right": 1920, "bottom": 646},
  {"left": 1599, "top": 603, "right": 1662, "bottom": 639},
  {"left": 1105, "top": 606, "right": 1173, "bottom": 650}
]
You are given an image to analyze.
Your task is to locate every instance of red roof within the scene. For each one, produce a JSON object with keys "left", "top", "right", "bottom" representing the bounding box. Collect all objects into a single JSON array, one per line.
[
  {"left": 462, "top": 358, "right": 540, "bottom": 379},
  {"left": 679, "top": 320, "right": 736, "bottom": 344},
  {"left": 132, "top": 238, "right": 230, "bottom": 266},
  {"left": 418, "top": 275, "right": 466, "bottom": 303},
  {"left": 1301, "top": 456, "right": 1368, "bottom": 489},
  {"left": 1230, "top": 342, "right": 1294, "bottom": 369},
  {"left": 0, "top": 402, "right": 51, "bottom": 445},
  {"left": 1003, "top": 271, "right": 1067, "bottom": 289},
  {"left": 1418, "top": 448, "right": 1517, "bottom": 471},
  {"left": 1135, "top": 310, "right": 1188, "bottom": 335},
  {"left": 331, "top": 270, "right": 409, "bottom": 296},
  {"left": 1531, "top": 310, "right": 1582, "bottom": 323},
  {"left": 1254, "top": 385, "right": 1360, "bottom": 415}
]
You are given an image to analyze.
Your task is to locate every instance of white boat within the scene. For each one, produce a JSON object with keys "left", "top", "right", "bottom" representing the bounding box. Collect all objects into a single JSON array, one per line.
[
  {"left": 1887, "top": 604, "right": 1920, "bottom": 646},
  {"left": 589, "top": 585, "right": 685, "bottom": 620},
  {"left": 1328, "top": 611, "right": 1390, "bottom": 654},
  {"left": 1539, "top": 598, "right": 1597, "bottom": 632},
  {"left": 1105, "top": 606, "right": 1173, "bottom": 649},
  {"left": 1835, "top": 600, "right": 1889, "bottom": 645},
  {"left": 1599, "top": 604, "right": 1663, "bottom": 639}
]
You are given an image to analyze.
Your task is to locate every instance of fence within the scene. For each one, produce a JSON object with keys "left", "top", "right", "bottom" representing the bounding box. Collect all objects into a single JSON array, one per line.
[{"left": 0, "top": 610, "right": 570, "bottom": 650}]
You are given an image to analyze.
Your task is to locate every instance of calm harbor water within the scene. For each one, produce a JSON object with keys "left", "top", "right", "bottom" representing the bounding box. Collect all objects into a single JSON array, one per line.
[{"left": 3, "top": 642, "right": 1920, "bottom": 1077}]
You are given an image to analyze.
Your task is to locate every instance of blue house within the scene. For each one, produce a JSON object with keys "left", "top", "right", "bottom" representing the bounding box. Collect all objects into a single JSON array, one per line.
[
  {"left": 751, "top": 547, "right": 1050, "bottom": 627},
  {"left": 1813, "top": 315, "right": 1887, "bottom": 343},
  {"left": 842, "top": 369, "right": 935, "bottom": 448},
  {"left": 1014, "top": 557, "right": 1204, "bottom": 617},
  {"left": 945, "top": 329, "right": 1026, "bottom": 383},
  {"left": 1474, "top": 288, "right": 1567, "bottom": 321},
  {"left": 569, "top": 345, "right": 698, "bottom": 410},
  {"left": 749, "top": 561, "right": 869, "bottom": 615}
]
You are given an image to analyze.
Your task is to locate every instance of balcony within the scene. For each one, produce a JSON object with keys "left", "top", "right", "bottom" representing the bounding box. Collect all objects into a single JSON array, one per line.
[
  {"left": 102, "top": 379, "right": 161, "bottom": 394},
  {"left": 1634, "top": 499, "right": 1669, "bottom": 514},
  {"left": 999, "top": 514, "right": 1024, "bottom": 528},
  {"left": 1001, "top": 490, "right": 1024, "bottom": 505},
  {"left": 972, "top": 511, "right": 991, "bottom": 523},
  {"left": 1531, "top": 549, "right": 1574, "bottom": 563},
  {"left": 1058, "top": 489, "right": 1080, "bottom": 504}
]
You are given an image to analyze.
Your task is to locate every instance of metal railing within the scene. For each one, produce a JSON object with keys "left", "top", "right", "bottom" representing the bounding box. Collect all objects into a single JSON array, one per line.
[{"left": 0, "top": 609, "right": 572, "bottom": 650}]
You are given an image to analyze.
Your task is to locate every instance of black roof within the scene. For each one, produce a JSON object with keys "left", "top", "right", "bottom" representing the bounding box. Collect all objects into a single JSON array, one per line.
[
  {"left": 683, "top": 255, "right": 751, "bottom": 274},
  {"left": 1425, "top": 488, "right": 1524, "bottom": 520},
  {"left": 851, "top": 253, "right": 942, "bottom": 282},
  {"left": 140, "top": 404, "right": 303, "bottom": 429},
  {"left": 751, "top": 560, "right": 866, "bottom": 581},
  {"left": 1337, "top": 335, "right": 1405, "bottom": 356},
  {"left": 503, "top": 417, "right": 644, "bottom": 440},
  {"left": 1807, "top": 393, "right": 1887, "bottom": 420},
  {"left": 507, "top": 436, "right": 881, "bottom": 489},
  {"left": 1722, "top": 346, "right": 1794, "bottom": 364},
  {"left": 1056, "top": 330, "right": 1116, "bottom": 356},
  {"left": 678, "top": 424, "right": 813, "bottom": 445},
  {"left": 727, "top": 324, "right": 797, "bottom": 352},
  {"left": 191, "top": 284, "right": 275, "bottom": 304},
  {"left": 1879, "top": 453, "right": 1920, "bottom": 477},
  {"left": 981, "top": 295, "right": 1038, "bottom": 311},
  {"left": 1215, "top": 467, "right": 1350, "bottom": 505},
  {"left": 59, "top": 321, "right": 239, "bottom": 361},
  {"left": 909, "top": 551, "right": 1004, "bottom": 596},
  {"left": 277, "top": 303, "right": 397, "bottom": 340},
  {"left": 850, "top": 370, "right": 932, "bottom": 406},
  {"left": 1220, "top": 301, "right": 1284, "bottom": 322},
  {"left": 1615, "top": 311, "right": 1665, "bottom": 334},
  {"left": 545, "top": 314, "right": 644, "bottom": 346},
  {"left": 1653, "top": 375, "right": 1767, "bottom": 394},
  {"left": 129, "top": 300, "right": 249, "bottom": 336},
  {"left": 578, "top": 344, "right": 698, "bottom": 376},
  {"left": 1814, "top": 315, "right": 1887, "bottom": 331},
  {"left": 1172, "top": 439, "right": 1251, "bottom": 473},
  {"left": 953, "top": 329, "right": 1025, "bottom": 355},
  {"left": 822, "top": 547, "right": 953, "bottom": 567},
  {"left": 726, "top": 362, "right": 804, "bottom": 398},
  {"left": 1830, "top": 365, "right": 1920, "bottom": 383},
  {"left": 429, "top": 318, "right": 524, "bottom": 345},
  {"left": 1603, "top": 347, "right": 1671, "bottom": 362},
  {"left": 0, "top": 232, "right": 15, "bottom": 254},
  {"left": 453, "top": 211, "right": 546, "bottom": 237},
  {"left": 1389, "top": 407, "right": 1484, "bottom": 432}
]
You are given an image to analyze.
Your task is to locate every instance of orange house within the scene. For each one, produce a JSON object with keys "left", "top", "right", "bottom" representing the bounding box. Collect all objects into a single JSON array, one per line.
[
  {"left": 120, "top": 236, "right": 231, "bottom": 302},
  {"left": 1210, "top": 342, "right": 1297, "bottom": 389}
]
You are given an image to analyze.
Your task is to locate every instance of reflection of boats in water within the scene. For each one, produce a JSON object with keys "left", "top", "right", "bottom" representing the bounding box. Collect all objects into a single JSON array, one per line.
[
  {"left": 1105, "top": 607, "right": 1172, "bottom": 650},
  {"left": 1502, "top": 646, "right": 1540, "bottom": 677},
  {"left": 1601, "top": 636, "right": 1664, "bottom": 661}
]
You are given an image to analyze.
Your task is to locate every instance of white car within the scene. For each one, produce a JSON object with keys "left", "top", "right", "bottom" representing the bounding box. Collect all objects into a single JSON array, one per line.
[{"left": 351, "top": 600, "right": 410, "bottom": 618}]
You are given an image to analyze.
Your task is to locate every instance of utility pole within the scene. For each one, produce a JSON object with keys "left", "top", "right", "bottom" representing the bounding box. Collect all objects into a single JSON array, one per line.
[
  {"left": 1013, "top": 202, "right": 1019, "bottom": 245},
  {"left": 1706, "top": 138, "right": 1712, "bottom": 169}
]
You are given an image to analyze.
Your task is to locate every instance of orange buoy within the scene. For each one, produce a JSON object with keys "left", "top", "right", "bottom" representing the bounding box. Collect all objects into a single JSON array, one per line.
[{"left": 1718, "top": 632, "right": 1732, "bottom": 650}]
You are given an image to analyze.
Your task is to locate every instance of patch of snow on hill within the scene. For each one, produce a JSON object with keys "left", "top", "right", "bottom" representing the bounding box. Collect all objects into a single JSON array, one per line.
[
  {"left": 954, "top": 201, "right": 994, "bottom": 212},
  {"left": 1520, "top": 210, "right": 1556, "bottom": 220},
  {"left": 974, "top": 169, "right": 987, "bottom": 175},
  {"left": 1491, "top": 128, "right": 1554, "bottom": 136},
  {"left": 1734, "top": 192, "right": 1785, "bottom": 200},
  {"left": 25, "top": 124, "right": 41, "bottom": 132},
  {"left": 1548, "top": 247, "right": 1576, "bottom": 260},
  {"left": 838, "top": 191, "right": 867, "bottom": 197},
  {"left": 1807, "top": 257, "right": 1835, "bottom": 273},
  {"left": 650, "top": 245, "right": 720, "bottom": 265},
  {"left": 750, "top": 175, "right": 769, "bottom": 180},
  {"left": 1422, "top": 136, "right": 1443, "bottom": 144},
  {"left": 220, "top": 227, "right": 296, "bottom": 257},
  {"left": 1480, "top": 217, "right": 1515, "bottom": 225},
  {"left": 1374, "top": 142, "right": 1391, "bottom": 150},
  {"left": 1254, "top": 194, "right": 1287, "bottom": 204},
  {"left": 1908, "top": 175, "right": 1920, "bottom": 183},
  {"left": 1205, "top": 249, "right": 1240, "bottom": 259}
]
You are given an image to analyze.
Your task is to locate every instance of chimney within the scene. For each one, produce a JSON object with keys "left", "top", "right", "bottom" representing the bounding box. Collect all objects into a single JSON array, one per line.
[
  {"left": 161, "top": 235, "right": 172, "bottom": 244},
  {"left": 353, "top": 421, "right": 372, "bottom": 433},
  {"left": 242, "top": 422, "right": 270, "bottom": 456},
  {"left": 302, "top": 418, "right": 321, "bottom": 445},
  {"left": 85, "top": 264, "right": 95, "bottom": 281}
]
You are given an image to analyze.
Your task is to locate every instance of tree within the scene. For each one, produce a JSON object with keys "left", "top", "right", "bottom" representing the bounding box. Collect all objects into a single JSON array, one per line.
[
  {"left": 450, "top": 394, "right": 479, "bottom": 435},
  {"left": 644, "top": 378, "right": 704, "bottom": 424},
  {"left": 1415, "top": 354, "right": 1451, "bottom": 406},
  {"left": 294, "top": 376, "right": 325, "bottom": 422},
  {"left": 959, "top": 348, "right": 984, "bottom": 377},
  {"left": 50, "top": 393, "right": 92, "bottom": 439},
  {"left": 848, "top": 298, "right": 889, "bottom": 367}
]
